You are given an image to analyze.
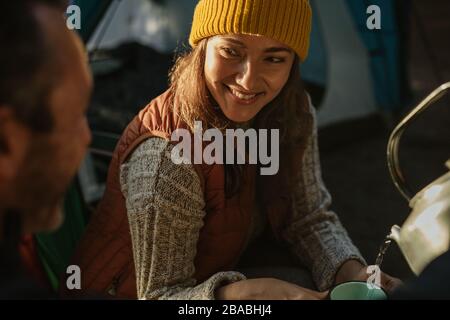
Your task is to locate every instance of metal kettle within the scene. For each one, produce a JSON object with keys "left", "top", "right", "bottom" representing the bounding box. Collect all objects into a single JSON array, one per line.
[{"left": 387, "top": 82, "right": 450, "bottom": 276}]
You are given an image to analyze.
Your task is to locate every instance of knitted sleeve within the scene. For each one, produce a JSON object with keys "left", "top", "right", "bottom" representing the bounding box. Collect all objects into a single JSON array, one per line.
[
  {"left": 119, "top": 138, "right": 245, "bottom": 300},
  {"left": 282, "top": 104, "right": 367, "bottom": 292}
]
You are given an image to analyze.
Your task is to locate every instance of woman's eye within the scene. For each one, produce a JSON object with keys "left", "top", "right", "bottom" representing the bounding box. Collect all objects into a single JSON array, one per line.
[
  {"left": 266, "top": 57, "right": 286, "bottom": 63},
  {"left": 220, "top": 47, "right": 240, "bottom": 58}
]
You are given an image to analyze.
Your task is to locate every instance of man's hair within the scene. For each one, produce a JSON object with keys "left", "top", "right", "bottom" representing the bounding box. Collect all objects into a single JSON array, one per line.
[{"left": 0, "top": 0, "right": 68, "bottom": 132}]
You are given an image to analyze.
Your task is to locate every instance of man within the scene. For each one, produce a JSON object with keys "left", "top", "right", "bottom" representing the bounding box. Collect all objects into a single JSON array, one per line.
[
  {"left": 0, "top": 0, "right": 92, "bottom": 298},
  {"left": 391, "top": 250, "right": 450, "bottom": 299}
]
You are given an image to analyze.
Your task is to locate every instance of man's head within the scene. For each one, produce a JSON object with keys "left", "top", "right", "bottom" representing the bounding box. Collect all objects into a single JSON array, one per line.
[{"left": 0, "top": 0, "right": 92, "bottom": 234}]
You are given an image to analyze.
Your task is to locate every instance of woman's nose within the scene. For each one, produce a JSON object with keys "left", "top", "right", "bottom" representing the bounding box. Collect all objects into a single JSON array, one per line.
[{"left": 235, "top": 60, "right": 259, "bottom": 91}]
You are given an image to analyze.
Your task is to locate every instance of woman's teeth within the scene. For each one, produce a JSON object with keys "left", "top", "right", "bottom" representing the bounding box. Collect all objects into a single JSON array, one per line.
[{"left": 230, "top": 88, "right": 258, "bottom": 100}]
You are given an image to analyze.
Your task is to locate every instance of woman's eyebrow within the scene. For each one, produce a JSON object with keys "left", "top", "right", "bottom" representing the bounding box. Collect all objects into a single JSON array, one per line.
[
  {"left": 221, "top": 37, "right": 246, "bottom": 47},
  {"left": 220, "top": 37, "right": 292, "bottom": 54}
]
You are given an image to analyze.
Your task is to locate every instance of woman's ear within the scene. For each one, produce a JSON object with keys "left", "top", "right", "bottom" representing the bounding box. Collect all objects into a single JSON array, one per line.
[{"left": 0, "top": 106, "right": 31, "bottom": 182}]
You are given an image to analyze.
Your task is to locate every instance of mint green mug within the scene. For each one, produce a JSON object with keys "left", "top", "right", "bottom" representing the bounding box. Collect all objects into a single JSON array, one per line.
[{"left": 329, "top": 281, "right": 387, "bottom": 300}]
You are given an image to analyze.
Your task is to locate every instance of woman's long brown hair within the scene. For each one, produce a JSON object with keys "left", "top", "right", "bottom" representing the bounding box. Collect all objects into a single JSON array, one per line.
[{"left": 168, "top": 39, "right": 313, "bottom": 198}]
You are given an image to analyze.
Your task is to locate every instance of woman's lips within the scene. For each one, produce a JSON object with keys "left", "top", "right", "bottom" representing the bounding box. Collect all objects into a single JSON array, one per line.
[{"left": 224, "top": 85, "right": 264, "bottom": 105}]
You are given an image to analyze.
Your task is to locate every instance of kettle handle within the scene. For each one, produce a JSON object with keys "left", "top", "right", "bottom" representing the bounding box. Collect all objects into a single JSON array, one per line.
[{"left": 387, "top": 82, "right": 450, "bottom": 202}]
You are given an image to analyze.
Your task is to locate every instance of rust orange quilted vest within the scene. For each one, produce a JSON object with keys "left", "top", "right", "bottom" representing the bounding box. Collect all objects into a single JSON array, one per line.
[{"left": 67, "top": 89, "right": 291, "bottom": 299}]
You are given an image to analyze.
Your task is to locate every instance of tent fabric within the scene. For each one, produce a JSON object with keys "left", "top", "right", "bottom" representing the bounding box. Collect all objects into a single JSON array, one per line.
[
  {"left": 70, "top": 0, "right": 113, "bottom": 43},
  {"left": 300, "top": 0, "right": 327, "bottom": 86},
  {"left": 311, "top": 0, "right": 377, "bottom": 126},
  {"left": 303, "top": 0, "right": 407, "bottom": 114},
  {"left": 345, "top": 0, "right": 405, "bottom": 111}
]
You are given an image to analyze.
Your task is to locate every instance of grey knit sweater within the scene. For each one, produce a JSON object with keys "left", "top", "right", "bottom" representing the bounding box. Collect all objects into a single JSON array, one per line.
[{"left": 119, "top": 107, "right": 365, "bottom": 300}]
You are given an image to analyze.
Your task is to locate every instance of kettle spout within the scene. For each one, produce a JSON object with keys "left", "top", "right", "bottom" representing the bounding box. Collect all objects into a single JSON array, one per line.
[{"left": 389, "top": 225, "right": 401, "bottom": 243}]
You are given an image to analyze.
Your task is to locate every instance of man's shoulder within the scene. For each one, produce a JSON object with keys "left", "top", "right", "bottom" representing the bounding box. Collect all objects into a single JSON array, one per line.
[
  {"left": 0, "top": 271, "right": 54, "bottom": 300},
  {"left": 391, "top": 250, "right": 450, "bottom": 299}
]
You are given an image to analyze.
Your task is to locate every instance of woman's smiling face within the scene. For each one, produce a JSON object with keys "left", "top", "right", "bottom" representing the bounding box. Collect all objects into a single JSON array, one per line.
[{"left": 204, "top": 34, "right": 296, "bottom": 123}]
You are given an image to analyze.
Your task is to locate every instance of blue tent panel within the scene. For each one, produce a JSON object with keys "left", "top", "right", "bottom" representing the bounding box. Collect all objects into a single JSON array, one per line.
[{"left": 345, "top": 0, "right": 404, "bottom": 111}]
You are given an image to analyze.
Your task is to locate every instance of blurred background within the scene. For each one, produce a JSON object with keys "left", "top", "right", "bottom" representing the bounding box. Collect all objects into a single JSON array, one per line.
[{"left": 34, "top": 0, "right": 450, "bottom": 290}]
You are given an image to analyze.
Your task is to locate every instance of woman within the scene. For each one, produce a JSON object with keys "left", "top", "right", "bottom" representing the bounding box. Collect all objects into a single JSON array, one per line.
[{"left": 70, "top": 0, "right": 401, "bottom": 299}]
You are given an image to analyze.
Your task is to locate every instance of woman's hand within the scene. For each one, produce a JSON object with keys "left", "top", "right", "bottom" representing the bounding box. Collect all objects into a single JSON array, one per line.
[
  {"left": 215, "top": 278, "right": 328, "bottom": 300},
  {"left": 335, "top": 260, "right": 403, "bottom": 293}
]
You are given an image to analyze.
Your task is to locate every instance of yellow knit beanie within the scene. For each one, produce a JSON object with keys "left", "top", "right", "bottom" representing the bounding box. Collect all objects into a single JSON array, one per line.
[{"left": 189, "top": 0, "right": 312, "bottom": 61}]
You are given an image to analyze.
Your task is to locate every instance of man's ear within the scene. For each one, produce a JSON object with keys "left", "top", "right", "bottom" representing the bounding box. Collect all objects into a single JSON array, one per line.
[{"left": 0, "top": 106, "right": 31, "bottom": 181}]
